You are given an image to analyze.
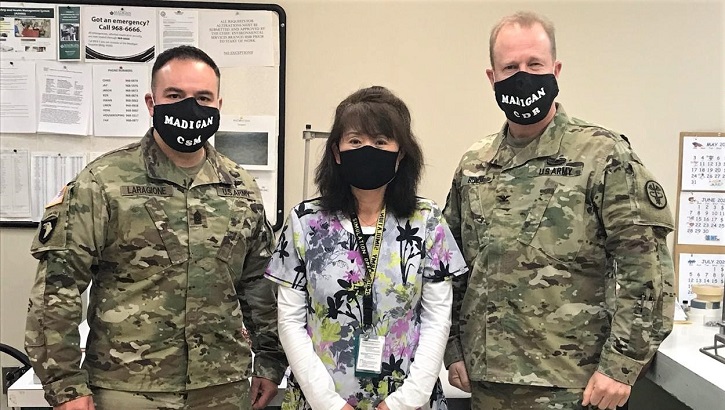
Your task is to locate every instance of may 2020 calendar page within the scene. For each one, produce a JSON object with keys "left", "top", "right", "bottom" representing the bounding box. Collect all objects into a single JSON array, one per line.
[{"left": 681, "top": 135, "right": 725, "bottom": 191}]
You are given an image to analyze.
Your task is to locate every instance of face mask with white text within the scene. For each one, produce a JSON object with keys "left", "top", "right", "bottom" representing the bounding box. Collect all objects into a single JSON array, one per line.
[
  {"left": 494, "top": 71, "right": 559, "bottom": 125},
  {"left": 152, "top": 97, "right": 220, "bottom": 153}
]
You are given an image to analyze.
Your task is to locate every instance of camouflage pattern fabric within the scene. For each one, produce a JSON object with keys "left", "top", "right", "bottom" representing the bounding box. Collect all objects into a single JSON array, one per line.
[
  {"left": 444, "top": 104, "right": 675, "bottom": 388},
  {"left": 91, "top": 380, "right": 251, "bottom": 410},
  {"left": 26, "top": 129, "right": 286, "bottom": 406},
  {"left": 470, "top": 381, "right": 597, "bottom": 410}
]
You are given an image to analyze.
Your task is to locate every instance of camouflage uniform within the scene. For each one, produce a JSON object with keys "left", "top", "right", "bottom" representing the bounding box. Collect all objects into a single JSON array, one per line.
[
  {"left": 91, "top": 380, "right": 251, "bottom": 410},
  {"left": 444, "top": 105, "right": 675, "bottom": 394},
  {"left": 25, "top": 129, "right": 286, "bottom": 406}
]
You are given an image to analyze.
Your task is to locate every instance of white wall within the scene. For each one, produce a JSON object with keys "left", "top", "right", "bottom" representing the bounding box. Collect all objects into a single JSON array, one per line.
[{"left": 2, "top": 1, "right": 724, "bottom": 404}]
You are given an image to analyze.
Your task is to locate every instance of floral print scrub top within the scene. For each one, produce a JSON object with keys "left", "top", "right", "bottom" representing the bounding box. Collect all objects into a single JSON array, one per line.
[{"left": 265, "top": 198, "right": 467, "bottom": 410}]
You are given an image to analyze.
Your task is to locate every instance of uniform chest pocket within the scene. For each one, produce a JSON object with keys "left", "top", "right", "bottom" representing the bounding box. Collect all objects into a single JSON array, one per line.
[
  {"left": 517, "top": 178, "right": 586, "bottom": 263},
  {"left": 215, "top": 204, "right": 253, "bottom": 274},
  {"left": 144, "top": 197, "right": 189, "bottom": 266}
]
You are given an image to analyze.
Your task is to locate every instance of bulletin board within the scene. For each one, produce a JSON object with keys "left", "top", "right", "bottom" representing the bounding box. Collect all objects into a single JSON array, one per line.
[
  {"left": 0, "top": 0, "right": 287, "bottom": 230},
  {"left": 673, "top": 132, "right": 725, "bottom": 302}
]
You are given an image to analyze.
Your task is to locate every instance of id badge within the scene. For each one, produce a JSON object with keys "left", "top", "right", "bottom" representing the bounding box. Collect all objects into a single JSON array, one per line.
[{"left": 354, "top": 333, "right": 385, "bottom": 378}]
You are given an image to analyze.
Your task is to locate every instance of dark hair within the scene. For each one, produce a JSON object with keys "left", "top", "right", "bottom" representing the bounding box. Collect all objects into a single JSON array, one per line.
[
  {"left": 314, "top": 86, "right": 424, "bottom": 218},
  {"left": 151, "top": 45, "right": 221, "bottom": 91}
]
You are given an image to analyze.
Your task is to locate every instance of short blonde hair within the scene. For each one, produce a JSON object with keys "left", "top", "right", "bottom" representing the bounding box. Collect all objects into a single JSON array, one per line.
[{"left": 489, "top": 11, "right": 556, "bottom": 66}]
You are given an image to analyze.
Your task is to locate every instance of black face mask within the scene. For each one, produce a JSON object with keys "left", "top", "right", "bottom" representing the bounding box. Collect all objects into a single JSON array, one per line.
[
  {"left": 494, "top": 71, "right": 559, "bottom": 125},
  {"left": 152, "top": 97, "right": 220, "bottom": 153},
  {"left": 339, "top": 145, "right": 399, "bottom": 190}
]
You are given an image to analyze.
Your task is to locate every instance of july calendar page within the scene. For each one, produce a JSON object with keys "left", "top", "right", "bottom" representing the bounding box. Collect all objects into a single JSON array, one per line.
[
  {"left": 681, "top": 136, "right": 725, "bottom": 191},
  {"left": 677, "top": 192, "right": 725, "bottom": 246},
  {"left": 678, "top": 253, "right": 725, "bottom": 302}
]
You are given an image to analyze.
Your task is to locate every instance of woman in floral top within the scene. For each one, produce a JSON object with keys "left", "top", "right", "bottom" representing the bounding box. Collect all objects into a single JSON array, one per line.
[{"left": 265, "top": 86, "right": 467, "bottom": 410}]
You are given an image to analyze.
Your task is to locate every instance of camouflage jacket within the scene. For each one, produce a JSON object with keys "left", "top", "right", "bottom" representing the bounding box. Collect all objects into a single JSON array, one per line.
[
  {"left": 443, "top": 105, "right": 675, "bottom": 388},
  {"left": 26, "top": 130, "right": 287, "bottom": 406}
]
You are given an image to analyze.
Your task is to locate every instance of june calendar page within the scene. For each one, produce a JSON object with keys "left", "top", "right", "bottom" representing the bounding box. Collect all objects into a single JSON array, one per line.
[
  {"left": 677, "top": 192, "right": 725, "bottom": 246},
  {"left": 681, "top": 136, "right": 725, "bottom": 191}
]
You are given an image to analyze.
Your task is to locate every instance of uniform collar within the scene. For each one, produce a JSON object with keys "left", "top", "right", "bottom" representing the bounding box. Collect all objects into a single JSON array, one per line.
[
  {"left": 141, "top": 128, "right": 235, "bottom": 188},
  {"left": 484, "top": 103, "right": 569, "bottom": 170}
]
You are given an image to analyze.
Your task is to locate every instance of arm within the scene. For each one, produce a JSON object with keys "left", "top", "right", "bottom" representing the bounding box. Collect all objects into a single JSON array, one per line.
[
  {"left": 278, "top": 286, "right": 348, "bottom": 410},
  {"left": 238, "top": 206, "right": 288, "bottom": 384},
  {"left": 594, "top": 146, "right": 675, "bottom": 386},
  {"left": 384, "top": 280, "right": 452, "bottom": 410},
  {"left": 442, "top": 174, "right": 468, "bottom": 368},
  {"left": 26, "top": 174, "right": 105, "bottom": 406}
]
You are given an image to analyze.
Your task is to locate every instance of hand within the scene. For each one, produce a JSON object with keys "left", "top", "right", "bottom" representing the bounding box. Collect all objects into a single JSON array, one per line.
[
  {"left": 582, "top": 371, "right": 631, "bottom": 409},
  {"left": 447, "top": 360, "right": 471, "bottom": 393},
  {"left": 376, "top": 400, "right": 390, "bottom": 410},
  {"left": 54, "top": 396, "right": 95, "bottom": 410},
  {"left": 250, "top": 377, "right": 279, "bottom": 410},
  {"left": 342, "top": 404, "right": 355, "bottom": 410}
]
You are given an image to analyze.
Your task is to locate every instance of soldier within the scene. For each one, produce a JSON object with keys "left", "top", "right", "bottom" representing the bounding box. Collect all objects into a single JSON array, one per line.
[
  {"left": 25, "top": 45, "right": 286, "bottom": 410},
  {"left": 443, "top": 11, "right": 675, "bottom": 410}
]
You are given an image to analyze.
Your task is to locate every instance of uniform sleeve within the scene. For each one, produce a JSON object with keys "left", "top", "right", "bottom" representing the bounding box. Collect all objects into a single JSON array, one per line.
[
  {"left": 593, "top": 143, "right": 675, "bottom": 385},
  {"left": 25, "top": 172, "right": 105, "bottom": 406},
  {"left": 442, "top": 172, "right": 469, "bottom": 368},
  {"left": 238, "top": 196, "right": 288, "bottom": 384}
]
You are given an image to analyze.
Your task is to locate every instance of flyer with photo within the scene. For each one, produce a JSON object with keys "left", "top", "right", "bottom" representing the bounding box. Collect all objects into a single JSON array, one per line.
[
  {"left": 0, "top": 4, "right": 57, "bottom": 60},
  {"left": 58, "top": 5, "right": 81, "bottom": 60}
]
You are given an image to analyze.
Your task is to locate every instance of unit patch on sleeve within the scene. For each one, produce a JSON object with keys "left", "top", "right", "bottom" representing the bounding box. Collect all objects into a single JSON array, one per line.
[
  {"left": 645, "top": 180, "right": 667, "bottom": 209},
  {"left": 38, "top": 215, "right": 58, "bottom": 244}
]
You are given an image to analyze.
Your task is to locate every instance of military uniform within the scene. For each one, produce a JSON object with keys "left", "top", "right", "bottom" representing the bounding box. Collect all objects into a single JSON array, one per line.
[
  {"left": 26, "top": 130, "right": 286, "bottom": 407},
  {"left": 444, "top": 105, "right": 675, "bottom": 392}
]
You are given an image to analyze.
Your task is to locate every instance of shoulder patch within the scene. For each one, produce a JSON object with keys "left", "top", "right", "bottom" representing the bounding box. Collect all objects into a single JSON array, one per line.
[
  {"left": 45, "top": 186, "right": 67, "bottom": 208},
  {"left": 38, "top": 215, "right": 58, "bottom": 244},
  {"left": 645, "top": 180, "right": 667, "bottom": 209}
]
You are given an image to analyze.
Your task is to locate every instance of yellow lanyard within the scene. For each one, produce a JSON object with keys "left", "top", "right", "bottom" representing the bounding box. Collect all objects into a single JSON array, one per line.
[{"left": 350, "top": 207, "right": 386, "bottom": 327}]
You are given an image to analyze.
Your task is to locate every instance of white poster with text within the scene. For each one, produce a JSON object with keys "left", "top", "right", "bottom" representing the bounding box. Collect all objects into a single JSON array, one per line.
[
  {"left": 0, "top": 59, "right": 37, "bottom": 133},
  {"left": 82, "top": 6, "right": 156, "bottom": 62},
  {"left": 199, "top": 10, "right": 274, "bottom": 67},
  {"left": 36, "top": 61, "right": 92, "bottom": 136},
  {"left": 158, "top": 9, "right": 198, "bottom": 52},
  {"left": 92, "top": 64, "right": 150, "bottom": 137}
]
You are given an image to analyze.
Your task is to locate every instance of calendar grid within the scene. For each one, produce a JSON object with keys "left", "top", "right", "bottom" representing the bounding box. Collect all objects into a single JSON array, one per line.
[{"left": 674, "top": 132, "right": 725, "bottom": 301}]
